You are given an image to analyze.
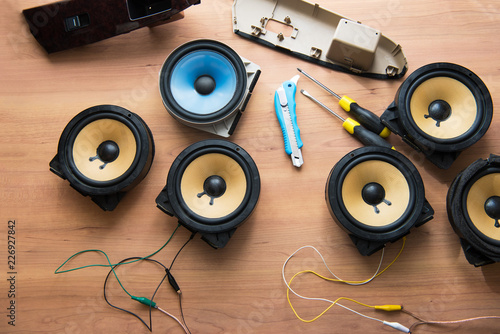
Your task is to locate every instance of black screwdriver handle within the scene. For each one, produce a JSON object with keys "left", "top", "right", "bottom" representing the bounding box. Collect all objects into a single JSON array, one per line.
[{"left": 339, "top": 96, "right": 391, "bottom": 138}]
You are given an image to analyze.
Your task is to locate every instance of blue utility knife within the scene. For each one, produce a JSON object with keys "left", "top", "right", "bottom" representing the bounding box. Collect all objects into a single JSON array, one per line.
[{"left": 274, "top": 75, "right": 303, "bottom": 167}]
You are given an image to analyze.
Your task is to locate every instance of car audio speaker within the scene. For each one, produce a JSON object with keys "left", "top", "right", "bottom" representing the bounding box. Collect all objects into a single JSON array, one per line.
[
  {"left": 156, "top": 139, "right": 260, "bottom": 248},
  {"left": 325, "top": 146, "right": 434, "bottom": 256},
  {"left": 381, "top": 62, "right": 493, "bottom": 169},
  {"left": 159, "top": 39, "right": 261, "bottom": 137},
  {"left": 447, "top": 154, "right": 500, "bottom": 266},
  {"left": 50, "top": 105, "right": 154, "bottom": 211}
]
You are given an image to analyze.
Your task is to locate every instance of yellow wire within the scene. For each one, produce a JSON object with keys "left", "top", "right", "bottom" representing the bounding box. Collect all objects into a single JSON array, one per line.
[{"left": 286, "top": 237, "right": 406, "bottom": 323}]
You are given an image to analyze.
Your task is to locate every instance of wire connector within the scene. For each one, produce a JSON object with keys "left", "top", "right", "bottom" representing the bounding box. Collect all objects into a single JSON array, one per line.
[
  {"left": 383, "top": 321, "right": 410, "bottom": 333},
  {"left": 131, "top": 296, "right": 157, "bottom": 308},
  {"left": 375, "top": 305, "right": 402, "bottom": 312},
  {"left": 167, "top": 270, "right": 181, "bottom": 294}
]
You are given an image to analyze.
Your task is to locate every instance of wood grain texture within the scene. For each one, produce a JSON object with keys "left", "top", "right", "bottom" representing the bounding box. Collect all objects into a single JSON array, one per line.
[{"left": 1, "top": 0, "right": 500, "bottom": 333}]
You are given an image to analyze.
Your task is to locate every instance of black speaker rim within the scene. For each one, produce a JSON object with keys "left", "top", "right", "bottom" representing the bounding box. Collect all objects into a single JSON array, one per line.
[
  {"left": 164, "top": 139, "right": 260, "bottom": 234},
  {"left": 461, "top": 167, "right": 500, "bottom": 247},
  {"left": 407, "top": 70, "right": 484, "bottom": 143},
  {"left": 66, "top": 113, "right": 142, "bottom": 187},
  {"left": 326, "top": 147, "right": 425, "bottom": 242},
  {"left": 447, "top": 156, "right": 500, "bottom": 263},
  {"left": 395, "top": 62, "right": 493, "bottom": 152},
  {"left": 159, "top": 39, "right": 247, "bottom": 125},
  {"left": 57, "top": 105, "right": 154, "bottom": 196}
]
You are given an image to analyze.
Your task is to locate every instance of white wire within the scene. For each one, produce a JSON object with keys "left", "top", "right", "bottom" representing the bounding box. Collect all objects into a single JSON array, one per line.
[
  {"left": 156, "top": 306, "right": 189, "bottom": 333},
  {"left": 282, "top": 245, "right": 385, "bottom": 287},
  {"left": 336, "top": 303, "right": 384, "bottom": 323},
  {"left": 281, "top": 245, "right": 386, "bottom": 323}
]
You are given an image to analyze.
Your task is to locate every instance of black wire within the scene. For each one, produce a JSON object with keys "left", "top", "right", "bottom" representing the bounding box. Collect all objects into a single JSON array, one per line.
[
  {"left": 169, "top": 232, "right": 196, "bottom": 271},
  {"left": 168, "top": 232, "right": 195, "bottom": 333},
  {"left": 103, "top": 232, "right": 195, "bottom": 332},
  {"left": 103, "top": 257, "right": 167, "bottom": 332}
]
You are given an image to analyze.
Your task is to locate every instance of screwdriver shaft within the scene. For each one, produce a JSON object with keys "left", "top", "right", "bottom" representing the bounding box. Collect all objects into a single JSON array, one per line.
[
  {"left": 301, "top": 89, "right": 345, "bottom": 122},
  {"left": 297, "top": 68, "right": 342, "bottom": 100},
  {"left": 298, "top": 68, "right": 391, "bottom": 138}
]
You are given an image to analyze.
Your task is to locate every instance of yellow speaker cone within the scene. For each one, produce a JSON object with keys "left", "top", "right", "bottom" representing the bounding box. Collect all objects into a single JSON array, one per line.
[
  {"left": 466, "top": 173, "right": 500, "bottom": 241},
  {"left": 180, "top": 153, "right": 247, "bottom": 219},
  {"left": 72, "top": 119, "right": 137, "bottom": 182},
  {"left": 342, "top": 160, "right": 410, "bottom": 227},
  {"left": 409, "top": 76, "right": 478, "bottom": 139}
]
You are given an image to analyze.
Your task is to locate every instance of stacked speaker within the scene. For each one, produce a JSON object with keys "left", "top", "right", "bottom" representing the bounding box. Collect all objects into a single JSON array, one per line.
[
  {"left": 50, "top": 105, "right": 154, "bottom": 211},
  {"left": 381, "top": 63, "right": 493, "bottom": 169},
  {"left": 447, "top": 155, "right": 500, "bottom": 266},
  {"left": 159, "top": 40, "right": 261, "bottom": 137},
  {"left": 325, "top": 147, "right": 434, "bottom": 255},
  {"left": 156, "top": 139, "right": 260, "bottom": 248}
]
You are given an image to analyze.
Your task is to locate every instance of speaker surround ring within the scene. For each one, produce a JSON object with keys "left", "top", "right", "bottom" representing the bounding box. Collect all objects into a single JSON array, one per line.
[
  {"left": 65, "top": 112, "right": 142, "bottom": 188},
  {"left": 50, "top": 105, "right": 154, "bottom": 210},
  {"left": 326, "top": 147, "right": 433, "bottom": 255},
  {"left": 334, "top": 153, "right": 417, "bottom": 234},
  {"left": 159, "top": 39, "right": 261, "bottom": 137},
  {"left": 156, "top": 139, "right": 260, "bottom": 248},
  {"left": 447, "top": 154, "right": 500, "bottom": 266},
  {"left": 401, "top": 67, "right": 488, "bottom": 149},
  {"left": 161, "top": 42, "right": 246, "bottom": 123},
  {"left": 381, "top": 62, "right": 493, "bottom": 169}
]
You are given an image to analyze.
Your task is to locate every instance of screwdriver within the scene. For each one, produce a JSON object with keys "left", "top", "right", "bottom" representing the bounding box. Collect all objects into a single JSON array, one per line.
[
  {"left": 297, "top": 68, "right": 391, "bottom": 138},
  {"left": 301, "top": 89, "right": 394, "bottom": 149}
]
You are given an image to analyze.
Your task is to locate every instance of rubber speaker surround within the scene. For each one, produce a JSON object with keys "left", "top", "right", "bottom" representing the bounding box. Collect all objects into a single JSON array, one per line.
[
  {"left": 159, "top": 39, "right": 261, "bottom": 137},
  {"left": 156, "top": 139, "right": 260, "bottom": 248},
  {"left": 381, "top": 62, "right": 493, "bottom": 169},
  {"left": 326, "top": 147, "right": 434, "bottom": 256},
  {"left": 447, "top": 154, "right": 500, "bottom": 266},
  {"left": 49, "top": 105, "right": 154, "bottom": 211}
]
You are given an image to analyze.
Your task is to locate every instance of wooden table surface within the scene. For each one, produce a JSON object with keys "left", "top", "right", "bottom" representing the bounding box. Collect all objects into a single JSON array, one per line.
[{"left": 2, "top": 1, "right": 500, "bottom": 333}]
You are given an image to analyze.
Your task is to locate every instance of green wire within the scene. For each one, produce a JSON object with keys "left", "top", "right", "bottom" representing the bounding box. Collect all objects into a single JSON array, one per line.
[{"left": 54, "top": 223, "right": 181, "bottom": 297}]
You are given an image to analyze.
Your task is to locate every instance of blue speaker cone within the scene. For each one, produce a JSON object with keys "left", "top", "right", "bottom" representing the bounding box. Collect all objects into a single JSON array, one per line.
[
  {"left": 170, "top": 50, "right": 238, "bottom": 115},
  {"left": 159, "top": 39, "right": 262, "bottom": 137}
]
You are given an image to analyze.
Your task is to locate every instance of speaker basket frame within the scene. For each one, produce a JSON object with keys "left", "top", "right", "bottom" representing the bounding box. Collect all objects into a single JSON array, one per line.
[
  {"left": 156, "top": 139, "right": 260, "bottom": 248},
  {"left": 381, "top": 62, "right": 493, "bottom": 169},
  {"left": 447, "top": 154, "right": 500, "bottom": 266},
  {"left": 50, "top": 105, "right": 155, "bottom": 211},
  {"left": 159, "top": 39, "right": 261, "bottom": 137},
  {"left": 326, "top": 146, "right": 434, "bottom": 256}
]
